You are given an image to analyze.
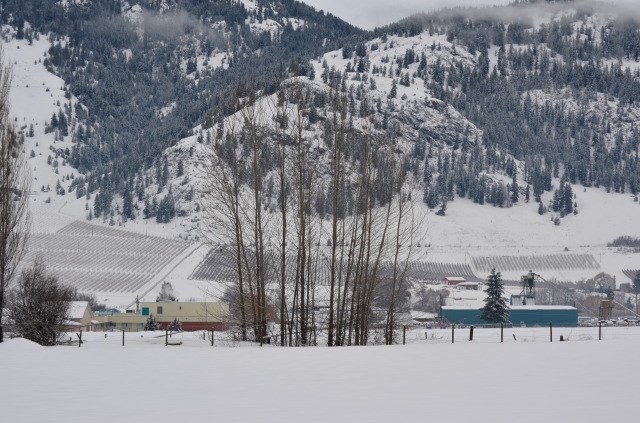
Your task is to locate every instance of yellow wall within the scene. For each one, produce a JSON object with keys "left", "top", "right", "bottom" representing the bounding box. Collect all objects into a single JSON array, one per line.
[
  {"left": 94, "top": 302, "right": 229, "bottom": 332},
  {"left": 94, "top": 314, "right": 146, "bottom": 332},
  {"left": 139, "top": 302, "right": 228, "bottom": 323}
]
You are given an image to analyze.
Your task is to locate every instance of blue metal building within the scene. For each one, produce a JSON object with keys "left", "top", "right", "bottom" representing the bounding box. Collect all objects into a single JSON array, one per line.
[{"left": 441, "top": 305, "right": 578, "bottom": 326}]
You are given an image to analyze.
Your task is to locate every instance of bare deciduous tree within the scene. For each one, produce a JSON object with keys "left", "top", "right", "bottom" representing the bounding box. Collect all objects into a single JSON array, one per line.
[
  {"left": 202, "top": 77, "right": 424, "bottom": 346},
  {"left": 7, "top": 259, "right": 72, "bottom": 346},
  {"left": 0, "top": 47, "right": 31, "bottom": 343}
]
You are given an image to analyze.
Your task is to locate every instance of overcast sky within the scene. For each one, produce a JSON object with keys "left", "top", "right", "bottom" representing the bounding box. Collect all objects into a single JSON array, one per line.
[{"left": 299, "top": 0, "right": 513, "bottom": 29}]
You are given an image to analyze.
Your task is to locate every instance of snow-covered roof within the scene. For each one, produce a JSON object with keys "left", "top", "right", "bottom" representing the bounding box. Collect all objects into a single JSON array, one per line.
[
  {"left": 411, "top": 311, "right": 438, "bottom": 320},
  {"left": 442, "top": 306, "right": 481, "bottom": 310},
  {"left": 68, "top": 301, "right": 90, "bottom": 320},
  {"left": 510, "top": 306, "right": 577, "bottom": 311},
  {"left": 443, "top": 277, "right": 466, "bottom": 281}
]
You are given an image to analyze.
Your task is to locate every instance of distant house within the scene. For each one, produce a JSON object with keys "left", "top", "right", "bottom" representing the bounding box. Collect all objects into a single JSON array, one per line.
[
  {"left": 140, "top": 302, "right": 229, "bottom": 331},
  {"left": 411, "top": 311, "right": 438, "bottom": 324},
  {"left": 443, "top": 277, "right": 466, "bottom": 286},
  {"left": 95, "top": 301, "right": 229, "bottom": 332},
  {"left": 64, "top": 301, "right": 95, "bottom": 332},
  {"left": 455, "top": 282, "right": 480, "bottom": 291}
]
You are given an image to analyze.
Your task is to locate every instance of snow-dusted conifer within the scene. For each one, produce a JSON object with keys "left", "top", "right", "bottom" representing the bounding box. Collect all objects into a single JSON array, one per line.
[{"left": 481, "top": 269, "right": 509, "bottom": 324}]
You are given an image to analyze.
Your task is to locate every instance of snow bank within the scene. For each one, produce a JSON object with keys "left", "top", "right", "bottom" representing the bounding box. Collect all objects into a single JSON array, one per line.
[
  {"left": 0, "top": 337, "right": 43, "bottom": 352},
  {"left": 1, "top": 331, "right": 637, "bottom": 422}
]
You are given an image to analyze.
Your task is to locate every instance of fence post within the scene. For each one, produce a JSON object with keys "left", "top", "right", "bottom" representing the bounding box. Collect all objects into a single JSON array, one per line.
[
  {"left": 78, "top": 330, "right": 82, "bottom": 348},
  {"left": 165, "top": 329, "right": 168, "bottom": 346},
  {"left": 122, "top": 330, "right": 125, "bottom": 347},
  {"left": 451, "top": 325, "right": 455, "bottom": 344},
  {"left": 500, "top": 323, "right": 504, "bottom": 343},
  {"left": 469, "top": 326, "right": 474, "bottom": 341},
  {"left": 211, "top": 330, "right": 214, "bottom": 347},
  {"left": 599, "top": 321, "right": 602, "bottom": 341},
  {"left": 550, "top": 322, "right": 553, "bottom": 342},
  {"left": 403, "top": 326, "right": 406, "bottom": 345}
]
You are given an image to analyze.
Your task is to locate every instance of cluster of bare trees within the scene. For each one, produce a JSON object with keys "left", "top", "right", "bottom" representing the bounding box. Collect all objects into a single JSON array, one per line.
[
  {"left": 0, "top": 48, "right": 31, "bottom": 343},
  {"left": 202, "top": 80, "right": 421, "bottom": 346},
  {"left": 7, "top": 259, "right": 73, "bottom": 346},
  {"left": 0, "top": 49, "right": 79, "bottom": 346}
]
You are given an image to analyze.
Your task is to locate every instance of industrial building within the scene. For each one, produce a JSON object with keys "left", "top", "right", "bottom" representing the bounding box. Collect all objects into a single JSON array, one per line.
[
  {"left": 441, "top": 305, "right": 578, "bottom": 326},
  {"left": 94, "top": 301, "right": 229, "bottom": 332}
]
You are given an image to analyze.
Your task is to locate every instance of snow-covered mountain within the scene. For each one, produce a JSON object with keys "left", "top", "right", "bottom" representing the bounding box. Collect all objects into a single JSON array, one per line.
[{"left": 4, "top": 0, "right": 640, "bottom": 298}]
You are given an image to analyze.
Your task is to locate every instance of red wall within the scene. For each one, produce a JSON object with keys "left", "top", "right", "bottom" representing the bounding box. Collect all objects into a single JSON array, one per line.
[{"left": 158, "top": 322, "right": 227, "bottom": 331}]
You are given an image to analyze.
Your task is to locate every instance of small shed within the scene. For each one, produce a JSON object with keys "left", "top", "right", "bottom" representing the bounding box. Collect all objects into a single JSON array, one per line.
[
  {"left": 411, "top": 311, "right": 438, "bottom": 323},
  {"left": 64, "top": 302, "right": 95, "bottom": 332},
  {"left": 455, "top": 282, "right": 480, "bottom": 291},
  {"left": 443, "top": 277, "right": 466, "bottom": 286}
]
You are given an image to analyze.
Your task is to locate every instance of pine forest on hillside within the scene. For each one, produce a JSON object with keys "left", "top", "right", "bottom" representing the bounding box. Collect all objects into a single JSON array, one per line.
[{"left": 2, "top": 0, "right": 640, "bottom": 346}]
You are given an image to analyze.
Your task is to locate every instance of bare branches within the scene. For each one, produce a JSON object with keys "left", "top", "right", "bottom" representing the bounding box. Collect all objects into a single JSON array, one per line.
[
  {"left": 7, "top": 258, "right": 72, "bottom": 346},
  {"left": 201, "top": 79, "right": 424, "bottom": 346},
  {"left": 0, "top": 46, "right": 31, "bottom": 343}
]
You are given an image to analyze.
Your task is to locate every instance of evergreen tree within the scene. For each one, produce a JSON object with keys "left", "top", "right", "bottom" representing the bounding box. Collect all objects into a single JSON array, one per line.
[
  {"left": 511, "top": 172, "right": 519, "bottom": 203},
  {"left": 436, "top": 200, "right": 447, "bottom": 216},
  {"left": 563, "top": 183, "right": 573, "bottom": 215},
  {"left": 177, "top": 159, "right": 184, "bottom": 177},
  {"left": 315, "top": 190, "right": 327, "bottom": 219},
  {"left": 424, "top": 187, "right": 438, "bottom": 209},
  {"left": 156, "top": 189, "right": 176, "bottom": 223},
  {"left": 16, "top": 16, "right": 25, "bottom": 40},
  {"left": 168, "top": 318, "right": 182, "bottom": 331},
  {"left": 161, "top": 159, "right": 170, "bottom": 189},
  {"left": 481, "top": 269, "right": 509, "bottom": 324},
  {"left": 144, "top": 314, "right": 159, "bottom": 331},
  {"left": 58, "top": 110, "right": 68, "bottom": 137},
  {"left": 123, "top": 186, "right": 134, "bottom": 220},
  {"left": 143, "top": 198, "right": 152, "bottom": 219},
  {"left": 388, "top": 79, "right": 397, "bottom": 99},
  {"left": 156, "top": 282, "right": 177, "bottom": 302}
]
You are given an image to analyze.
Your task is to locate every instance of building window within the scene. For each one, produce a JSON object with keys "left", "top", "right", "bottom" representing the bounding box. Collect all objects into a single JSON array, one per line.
[
  {"left": 141, "top": 307, "right": 149, "bottom": 316},
  {"left": 157, "top": 306, "right": 163, "bottom": 315}
]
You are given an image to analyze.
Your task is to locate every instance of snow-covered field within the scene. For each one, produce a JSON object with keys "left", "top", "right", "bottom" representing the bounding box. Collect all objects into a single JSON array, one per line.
[{"left": 2, "top": 326, "right": 639, "bottom": 422}]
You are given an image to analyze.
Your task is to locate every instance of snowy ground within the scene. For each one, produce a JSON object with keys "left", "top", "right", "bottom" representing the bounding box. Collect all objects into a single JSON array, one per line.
[{"left": 1, "top": 326, "right": 639, "bottom": 422}]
